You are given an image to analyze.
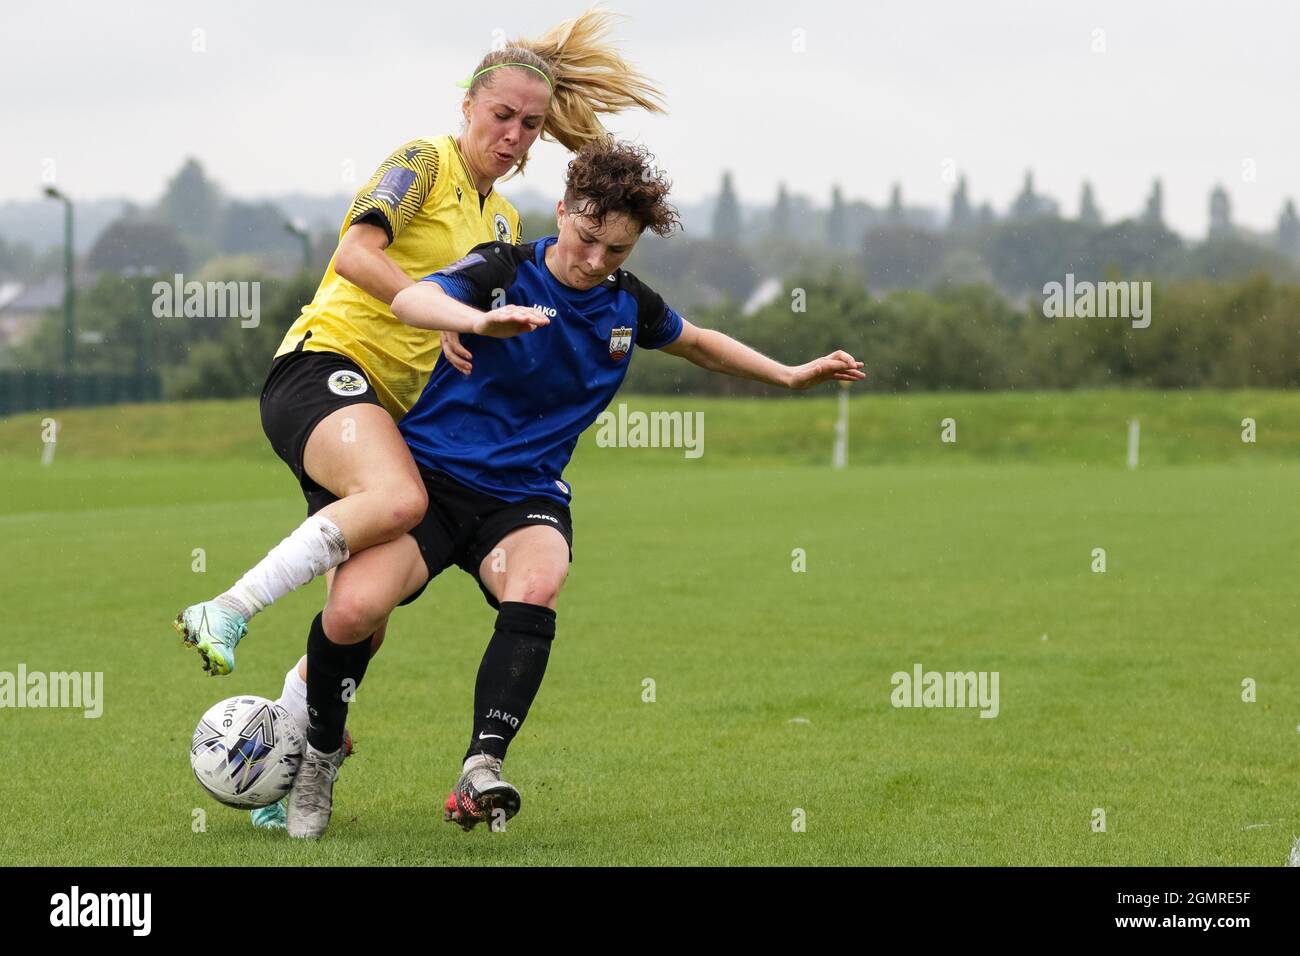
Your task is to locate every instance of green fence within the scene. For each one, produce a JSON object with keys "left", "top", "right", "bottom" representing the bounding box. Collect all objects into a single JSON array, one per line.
[{"left": 0, "top": 371, "right": 163, "bottom": 417}]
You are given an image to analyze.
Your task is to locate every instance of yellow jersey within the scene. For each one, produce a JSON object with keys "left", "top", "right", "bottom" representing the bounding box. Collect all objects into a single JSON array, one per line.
[{"left": 276, "top": 135, "right": 523, "bottom": 417}]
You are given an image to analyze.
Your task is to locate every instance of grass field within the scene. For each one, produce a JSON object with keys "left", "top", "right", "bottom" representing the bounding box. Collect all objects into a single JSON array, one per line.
[{"left": 0, "top": 391, "right": 1297, "bottom": 865}]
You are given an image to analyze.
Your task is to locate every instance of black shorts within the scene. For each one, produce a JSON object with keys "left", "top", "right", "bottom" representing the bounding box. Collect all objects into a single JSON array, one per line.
[
  {"left": 400, "top": 467, "right": 574, "bottom": 610},
  {"left": 260, "top": 346, "right": 385, "bottom": 515}
]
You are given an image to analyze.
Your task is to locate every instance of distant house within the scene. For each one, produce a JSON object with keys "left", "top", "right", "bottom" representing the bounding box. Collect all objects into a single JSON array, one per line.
[{"left": 0, "top": 276, "right": 63, "bottom": 348}]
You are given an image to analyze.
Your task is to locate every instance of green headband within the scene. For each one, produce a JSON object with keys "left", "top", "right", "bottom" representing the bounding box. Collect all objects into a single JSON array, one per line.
[{"left": 456, "top": 62, "right": 553, "bottom": 91}]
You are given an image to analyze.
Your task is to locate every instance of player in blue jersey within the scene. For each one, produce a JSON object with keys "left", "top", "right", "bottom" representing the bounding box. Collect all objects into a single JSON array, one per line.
[{"left": 284, "top": 139, "right": 865, "bottom": 839}]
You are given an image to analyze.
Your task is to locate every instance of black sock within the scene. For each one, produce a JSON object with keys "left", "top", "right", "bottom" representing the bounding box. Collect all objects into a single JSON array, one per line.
[
  {"left": 466, "top": 601, "right": 556, "bottom": 762},
  {"left": 305, "top": 612, "right": 373, "bottom": 754}
]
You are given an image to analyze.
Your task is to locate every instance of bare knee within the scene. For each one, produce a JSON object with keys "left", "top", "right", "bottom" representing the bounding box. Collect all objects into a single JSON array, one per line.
[
  {"left": 376, "top": 479, "right": 427, "bottom": 537},
  {"left": 508, "top": 571, "right": 567, "bottom": 609},
  {"left": 323, "top": 589, "right": 389, "bottom": 644}
]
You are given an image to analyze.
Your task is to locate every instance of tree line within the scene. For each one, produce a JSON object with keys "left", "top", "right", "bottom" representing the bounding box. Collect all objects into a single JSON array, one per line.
[{"left": 8, "top": 265, "right": 1295, "bottom": 398}]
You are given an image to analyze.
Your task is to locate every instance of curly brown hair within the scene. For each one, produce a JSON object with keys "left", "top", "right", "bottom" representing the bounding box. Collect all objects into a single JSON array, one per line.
[{"left": 563, "top": 139, "right": 680, "bottom": 238}]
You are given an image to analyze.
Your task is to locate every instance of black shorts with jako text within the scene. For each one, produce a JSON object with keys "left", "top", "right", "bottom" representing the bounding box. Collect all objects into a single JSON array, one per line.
[{"left": 402, "top": 466, "right": 574, "bottom": 610}]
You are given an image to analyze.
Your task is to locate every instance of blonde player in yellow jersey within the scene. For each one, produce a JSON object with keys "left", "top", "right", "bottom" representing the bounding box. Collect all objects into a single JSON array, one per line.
[{"left": 174, "top": 10, "right": 664, "bottom": 687}]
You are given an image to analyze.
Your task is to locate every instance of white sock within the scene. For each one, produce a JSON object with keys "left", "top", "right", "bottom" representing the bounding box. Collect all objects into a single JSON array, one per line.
[
  {"left": 276, "top": 659, "right": 309, "bottom": 739},
  {"left": 215, "top": 515, "right": 349, "bottom": 621}
]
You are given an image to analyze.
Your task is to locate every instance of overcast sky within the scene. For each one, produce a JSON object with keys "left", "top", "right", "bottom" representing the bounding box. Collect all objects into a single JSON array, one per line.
[{"left": 2, "top": 0, "right": 1296, "bottom": 237}]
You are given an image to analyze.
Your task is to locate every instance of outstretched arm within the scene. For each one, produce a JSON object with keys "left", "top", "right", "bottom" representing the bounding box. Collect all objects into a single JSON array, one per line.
[
  {"left": 660, "top": 319, "right": 865, "bottom": 390},
  {"left": 391, "top": 282, "right": 549, "bottom": 338}
]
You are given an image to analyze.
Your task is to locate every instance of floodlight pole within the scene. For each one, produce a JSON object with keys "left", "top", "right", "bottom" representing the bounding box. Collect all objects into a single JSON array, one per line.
[{"left": 43, "top": 186, "right": 75, "bottom": 375}]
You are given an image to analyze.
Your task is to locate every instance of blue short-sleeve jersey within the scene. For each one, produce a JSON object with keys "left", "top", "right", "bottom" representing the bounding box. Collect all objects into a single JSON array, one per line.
[{"left": 397, "top": 237, "right": 685, "bottom": 505}]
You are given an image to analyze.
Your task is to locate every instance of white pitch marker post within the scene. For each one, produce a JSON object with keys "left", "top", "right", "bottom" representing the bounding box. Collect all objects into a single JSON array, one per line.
[
  {"left": 832, "top": 382, "right": 849, "bottom": 469},
  {"left": 1127, "top": 418, "right": 1140, "bottom": 471},
  {"left": 41, "top": 421, "right": 59, "bottom": 468}
]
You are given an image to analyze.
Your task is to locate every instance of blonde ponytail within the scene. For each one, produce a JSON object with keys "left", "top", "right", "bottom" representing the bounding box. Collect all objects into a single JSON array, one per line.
[{"left": 464, "top": 7, "right": 665, "bottom": 176}]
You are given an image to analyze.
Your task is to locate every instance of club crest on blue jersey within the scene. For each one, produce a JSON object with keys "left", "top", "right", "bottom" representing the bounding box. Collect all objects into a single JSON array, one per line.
[{"left": 608, "top": 326, "right": 633, "bottom": 361}]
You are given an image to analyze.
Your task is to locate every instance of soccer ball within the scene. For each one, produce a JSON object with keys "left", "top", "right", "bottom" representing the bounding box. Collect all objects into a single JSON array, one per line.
[{"left": 190, "top": 695, "right": 303, "bottom": 809}]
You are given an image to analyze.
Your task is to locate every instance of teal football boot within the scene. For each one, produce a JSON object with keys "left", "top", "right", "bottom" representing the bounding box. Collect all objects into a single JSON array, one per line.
[
  {"left": 173, "top": 601, "right": 248, "bottom": 676},
  {"left": 250, "top": 799, "right": 287, "bottom": 830}
]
